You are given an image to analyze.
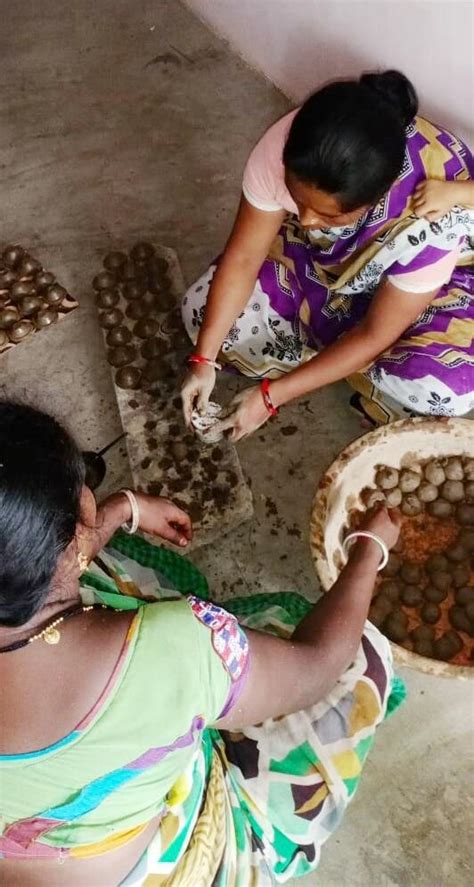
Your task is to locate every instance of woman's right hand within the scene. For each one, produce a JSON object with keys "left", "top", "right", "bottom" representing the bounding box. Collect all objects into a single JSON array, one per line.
[
  {"left": 216, "top": 506, "right": 403, "bottom": 729},
  {"left": 133, "top": 494, "right": 192, "bottom": 547},
  {"left": 358, "top": 507, "right": 402, "bottom": 552},
  {"left": 181, "top": 363, "right": 216, "bottom": 427}
]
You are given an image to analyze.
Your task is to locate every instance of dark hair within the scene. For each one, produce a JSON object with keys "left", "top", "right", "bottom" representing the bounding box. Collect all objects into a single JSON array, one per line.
[
  {"left": 283, "top": 70, "right": 418, "bottom": 210},
  {"left": 0, "top": 403, "right": 85, "bottom": 627}
]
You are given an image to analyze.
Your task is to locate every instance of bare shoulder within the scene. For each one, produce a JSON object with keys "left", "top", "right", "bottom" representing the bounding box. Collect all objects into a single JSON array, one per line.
[{"left": 0, "top": 607, "right": 135, "bottom": 755}]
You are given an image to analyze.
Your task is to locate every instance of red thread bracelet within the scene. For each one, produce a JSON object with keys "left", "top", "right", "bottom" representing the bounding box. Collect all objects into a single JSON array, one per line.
[
  {"left": 188, "top": 354, "right": 222, "bottom": 371},
  {"left": 260, "top": 378, "right": 279, "bottom": 416}
]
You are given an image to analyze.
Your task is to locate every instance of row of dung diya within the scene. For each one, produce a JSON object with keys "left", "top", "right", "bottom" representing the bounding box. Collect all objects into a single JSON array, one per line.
[
  {"left": 0, "top": 244, "right": 77, "bottom": 353},
  {"left": 93, "top": 244, "right": 240, "bottom": 522},
  {"left": 349, "top": 456, "right": 474, "bottom": 663},
  {"left": 93, "top": 242, "right": 185, "bottom": 391}
]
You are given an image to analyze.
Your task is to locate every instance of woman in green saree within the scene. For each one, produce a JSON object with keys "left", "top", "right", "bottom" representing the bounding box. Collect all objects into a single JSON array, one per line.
[{"left": 0, "top": 402, "right": 404, "bottom": 886}]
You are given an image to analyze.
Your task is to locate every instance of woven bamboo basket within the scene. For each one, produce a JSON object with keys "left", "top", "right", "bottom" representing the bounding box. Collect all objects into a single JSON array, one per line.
[{"left": 310, "top": 417, "right": 474, "bottom": 680}]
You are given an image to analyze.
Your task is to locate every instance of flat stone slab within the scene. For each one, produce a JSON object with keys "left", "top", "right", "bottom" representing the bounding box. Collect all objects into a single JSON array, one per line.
[{"left": 93, "top": 242, "right": 253, "bottom": 548}]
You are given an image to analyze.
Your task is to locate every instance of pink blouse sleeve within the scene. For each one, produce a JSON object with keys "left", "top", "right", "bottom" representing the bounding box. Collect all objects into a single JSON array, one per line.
[
  {"left": 387, "top": 248, "right": 460, "bottom": 292},
  {"left": 242, "top": 111, "right": 298, "bottom": 214}
]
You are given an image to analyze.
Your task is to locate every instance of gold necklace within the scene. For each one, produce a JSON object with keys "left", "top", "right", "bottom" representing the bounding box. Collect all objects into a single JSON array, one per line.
[
  {"left": 29, "top": 606, "right": 96, "bottom": 645},
  {"left": 0, "top": 604, "right": 101, "bottom": 654}
]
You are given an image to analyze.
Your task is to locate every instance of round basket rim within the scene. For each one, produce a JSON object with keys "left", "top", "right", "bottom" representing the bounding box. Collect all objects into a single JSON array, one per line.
[{"left": 310, "top": 417, "right": 474, "bottom": 680}]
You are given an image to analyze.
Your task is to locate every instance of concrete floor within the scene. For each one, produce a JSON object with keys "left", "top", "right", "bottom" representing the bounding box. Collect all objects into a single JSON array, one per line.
[{"left": 1, "top": 2, "right": 473, "bottom": 885}]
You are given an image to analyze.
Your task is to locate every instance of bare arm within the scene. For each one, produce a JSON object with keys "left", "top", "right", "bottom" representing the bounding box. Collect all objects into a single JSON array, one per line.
[
  {"left": 217, "top": 280, "right": 439, "bottom": 440},
  {"left": 196, "top": 195, "right": 285, "bottom": 359},
  {"left": 92, "top": 493, "right": 130, "bottom": 554},
  {"left": 215, "top": 509, "right": 401, "bottom": 729},
  {"left": 270, "top": 280, "right": 437, "bottom": 407},
  {"left": 181, "top": 196, "right": 284, "bottom": 424},
  {"left": 87, "top": 493, "right": 193, "bottom": 559}
]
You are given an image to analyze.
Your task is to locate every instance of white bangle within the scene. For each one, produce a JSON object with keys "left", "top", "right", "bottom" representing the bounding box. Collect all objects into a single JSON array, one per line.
[
  {"left": 342, "top": 531, "right": 389, "bottom": 572},
  {"left": 120, "top": 489, "right": 140, "bottom": 534}
]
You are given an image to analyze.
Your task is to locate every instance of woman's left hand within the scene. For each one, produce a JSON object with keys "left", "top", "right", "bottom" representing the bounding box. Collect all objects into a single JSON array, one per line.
[
  {"left": 214, "top": 386, "right": 271, "bottom": 441},
  {"left": 134, "top": 494, "right": 193, "bottom": 547}
]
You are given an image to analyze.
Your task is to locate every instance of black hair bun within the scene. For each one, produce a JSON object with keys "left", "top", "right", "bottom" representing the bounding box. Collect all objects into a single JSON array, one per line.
[{"left": 360, "top": 69, "right": 418, "bottom": 127}]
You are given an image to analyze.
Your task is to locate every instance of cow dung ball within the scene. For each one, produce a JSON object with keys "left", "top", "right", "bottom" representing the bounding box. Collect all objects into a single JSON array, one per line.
[
  {"left": 399, "top": 469, "right": 421, "bottom": 493},
  {"left": 441, "top": 480, "right": 464, "bottom": 503},
  {"left": 426, "top": 553, "right": 449, "bottom": 573},
  {"left": 385, "top": 488, "right": 403, "bottom": 507},
  {"left": 400, "top": 585, "right": 424, "bottom": 607},
  {"left": 383, "top": 611, "right": 409, "bottom": 643},
  {"left": 446, "top": 543, "right": 467, "bottom": 563},
  {"left": 379, "top": 580, "right": 402, "bottom": 601},
  {"left": 444, "top": 458, "right": 464, "bottom": 481},
  {"left": 361, "top": 487, "right": 385, "bottom": 509},
  {"left": 421, "top": 602, "right": 441, "bottom": 624},
  {"left": 433, "top": 633, "right": 460, "bottom": 661},
  {"left": 423, "top": 584, "right": 448, "bottom": 604},
  {"left": 449, "top": 606, "right": 471, "bottom": 634},
  {"left": 384, "top": 554, "right": 402, "bottom": 577},
  {"left": 444, "top": 629, "right": 464, "bottom": 654},
  {"left": 431, "top": 571, "right": 452, "bottom": 592},
  {"left": 424, "top": 460, "right": 445, "bottom": 486},
  {"left": 456, "top": 504, "right": 474, "bottom": 526},
  {"left": 418, "top": 482, "right": 438, "bottom": 503},
  {"left": 368, "top": 601, "right": 389, "bottom": 628},
  {"left": 455, "top": 586, "right": 474, "bottom": 606},
  {"left": 451, "top": 564, "right": 471, "bottom": 588},
  {"left": 458, "top": 529, "right": 474, "bottom": 551},
  {"left": 400, "top": 563, "right": 422, "bottom": 584},
  {"left": 413, "top": 638, "right": 434, "bottom": 658},
  {"left": 427, "top": 499, "right": 453, "bottom": 519},
  {"left": 375, "top": 467, "right": 399, "bottom": 489},
  {"left": 411, "top": 624, "right": 435, "bottom": 643}
]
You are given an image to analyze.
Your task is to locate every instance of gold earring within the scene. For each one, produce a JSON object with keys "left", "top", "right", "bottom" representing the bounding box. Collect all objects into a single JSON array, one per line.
[{"left": 77, "top": 552, "right": 89, "bottom": 574}]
